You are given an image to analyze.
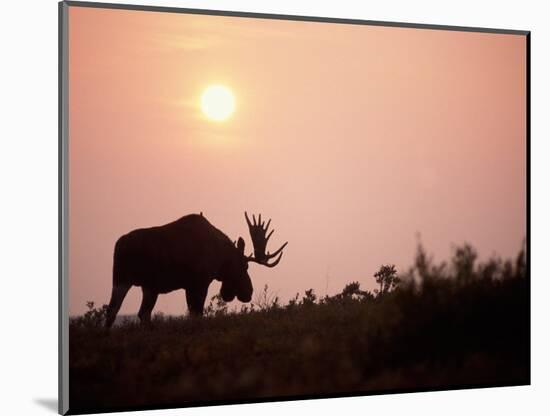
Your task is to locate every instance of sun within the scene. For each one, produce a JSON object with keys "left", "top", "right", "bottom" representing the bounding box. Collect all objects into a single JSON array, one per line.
[{"left": 200, "top": 85, "right": 235, "bottom": 121}]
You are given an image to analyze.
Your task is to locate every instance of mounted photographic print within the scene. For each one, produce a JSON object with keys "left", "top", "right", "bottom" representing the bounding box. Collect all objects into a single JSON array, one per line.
[{"left": 59, "top": 1, "right": 530, "bottom": 414}]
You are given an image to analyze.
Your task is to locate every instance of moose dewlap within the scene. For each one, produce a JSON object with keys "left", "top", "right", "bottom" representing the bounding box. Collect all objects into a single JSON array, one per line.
[{"left": 105, "top": 213, "right": 288, "bottom": 327}]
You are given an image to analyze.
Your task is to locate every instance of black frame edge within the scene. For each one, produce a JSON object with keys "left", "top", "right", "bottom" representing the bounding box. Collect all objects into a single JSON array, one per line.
[
  {"left": 63, "top": 0, "right": 529, "bottom": 36},
  {"left": 525, "top": 31, "right": 531, "bottom": 386},
  {"left": 65, "top": 381, "right": 529, "bottom": 415},
  {"left": 59, "top": 1, "right": 70, "bottom": 415}
]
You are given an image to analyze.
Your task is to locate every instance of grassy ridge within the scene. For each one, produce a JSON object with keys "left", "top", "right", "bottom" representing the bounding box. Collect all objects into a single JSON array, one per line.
[{"left": 69, "top": 243, "right": 529, "bottom": 413}]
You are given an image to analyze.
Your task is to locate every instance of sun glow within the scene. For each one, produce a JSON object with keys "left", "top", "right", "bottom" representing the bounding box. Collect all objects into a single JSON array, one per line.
[{"left": 200, "top": 85, "right": 235, "bottom": 121}]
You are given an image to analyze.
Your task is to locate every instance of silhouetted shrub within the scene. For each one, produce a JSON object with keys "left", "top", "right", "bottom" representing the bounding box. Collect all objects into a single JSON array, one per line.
[
  {"left": 253, "top": 284, "right": 280, "bottom": 311},
  {"left": 374, "top": 264, "right": 400, "bottom": 295},
  {"left": 71, "top": 301, "right": 109, "bottom": 328},
  {"left": 204, "top": 293, "right": 228, "bottom": 317}
]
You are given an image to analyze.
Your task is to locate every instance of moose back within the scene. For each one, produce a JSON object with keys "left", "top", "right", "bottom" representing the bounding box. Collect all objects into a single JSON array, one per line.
[{"left": 105, "top": 213, "right": 287, "bottom": 327}]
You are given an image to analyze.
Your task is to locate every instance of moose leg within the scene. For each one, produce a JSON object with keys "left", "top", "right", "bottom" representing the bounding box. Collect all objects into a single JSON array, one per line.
[
  {"left": 138, "top": 288, "right": 158, "bottom": 324},
  {"left": 105, "top": 283, "right": 131, "bottom": 328},
  {"left": 186, "top": 285, "right": 208, "bottom": 317}
]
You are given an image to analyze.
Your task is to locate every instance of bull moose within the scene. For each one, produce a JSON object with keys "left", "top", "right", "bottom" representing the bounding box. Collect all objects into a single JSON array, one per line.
[{"left": 105, "top": 212, "right": 287, "bottom": 327}]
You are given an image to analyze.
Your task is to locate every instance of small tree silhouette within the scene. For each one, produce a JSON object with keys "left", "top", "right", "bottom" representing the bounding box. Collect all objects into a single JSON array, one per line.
[{"left": 373, "top": 264, "right": 400, "bottom": 295}]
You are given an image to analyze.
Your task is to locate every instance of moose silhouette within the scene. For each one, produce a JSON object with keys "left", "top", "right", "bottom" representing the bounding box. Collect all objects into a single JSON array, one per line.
[{"left": 105, "top": 212, "right": 287, "bottom": 327}]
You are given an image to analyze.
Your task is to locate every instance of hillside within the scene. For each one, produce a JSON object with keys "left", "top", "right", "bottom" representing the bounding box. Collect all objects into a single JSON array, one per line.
[{"left": 68, "top": 243, "right": 529, "bottom": 414}]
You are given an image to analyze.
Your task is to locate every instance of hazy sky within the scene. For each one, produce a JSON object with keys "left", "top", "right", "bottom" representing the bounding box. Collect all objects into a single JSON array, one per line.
[{"left": 68, "top": 6, "right": 526, "bottom": 315}]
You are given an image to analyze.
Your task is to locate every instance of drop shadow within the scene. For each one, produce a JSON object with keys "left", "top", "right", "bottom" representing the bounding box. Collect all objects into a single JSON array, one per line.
[{"left": 34, "top": 398, "right": 58, "bottom": 413}]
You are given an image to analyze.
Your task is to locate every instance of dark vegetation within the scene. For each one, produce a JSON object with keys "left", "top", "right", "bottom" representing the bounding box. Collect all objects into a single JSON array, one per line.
[{"left": 69, "top": 242, "right": 529, "bottom": 413}]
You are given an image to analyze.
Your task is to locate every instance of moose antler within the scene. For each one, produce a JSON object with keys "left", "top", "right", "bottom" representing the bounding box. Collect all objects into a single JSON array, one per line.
[{"left": 245, "top": 212, "right": 288, "bottom": 268}]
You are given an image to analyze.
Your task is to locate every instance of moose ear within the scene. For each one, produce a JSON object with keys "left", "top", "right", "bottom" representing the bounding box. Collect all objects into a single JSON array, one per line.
[{"left": 237, "top": 237, "right": 246, "bottom": 254}]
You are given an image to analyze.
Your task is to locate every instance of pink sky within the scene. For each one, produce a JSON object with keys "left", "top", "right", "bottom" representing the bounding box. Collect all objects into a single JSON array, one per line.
[{"left": 68, "top": 6, "right": 526, "bottom": 315}]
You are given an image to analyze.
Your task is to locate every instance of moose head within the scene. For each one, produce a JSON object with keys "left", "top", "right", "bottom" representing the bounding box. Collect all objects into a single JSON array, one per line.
[{"left": 220, "top": 212, "right": 288, "bottom": 303}]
